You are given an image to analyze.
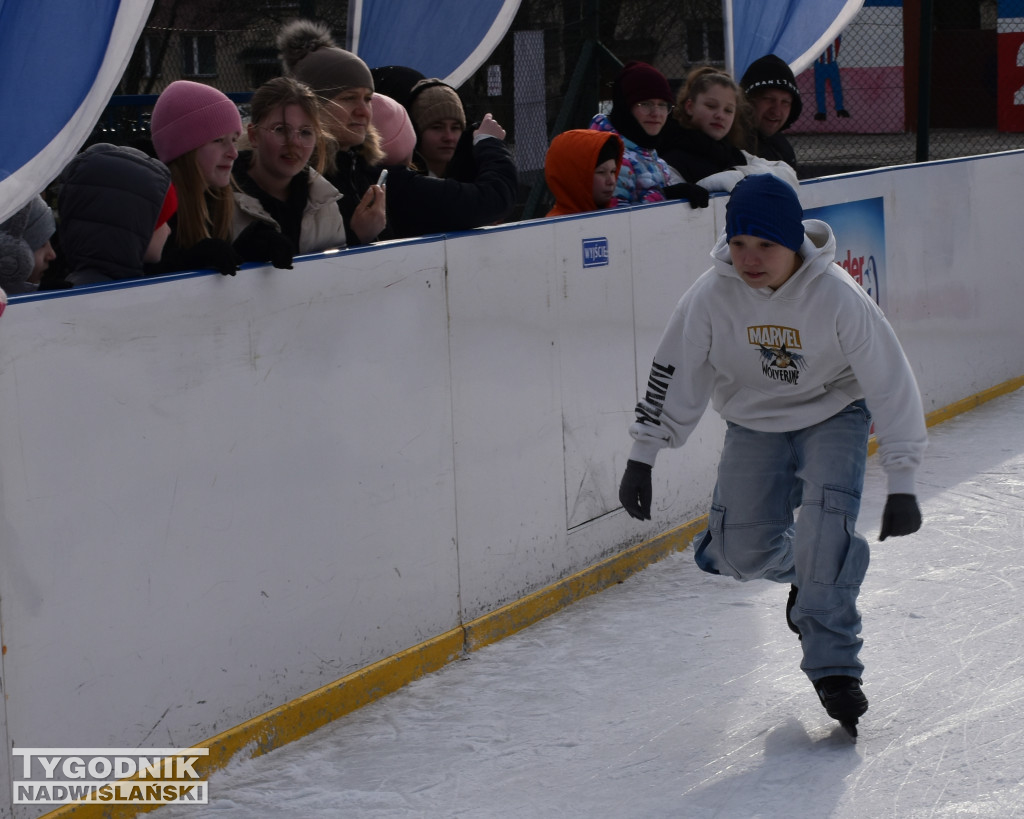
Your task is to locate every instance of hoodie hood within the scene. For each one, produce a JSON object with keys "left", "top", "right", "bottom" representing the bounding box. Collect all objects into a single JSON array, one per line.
[
  {"left": 545, "top": 130, "right": 623, "bottom": 217},
  {"left": 58, "top": 143, "right": 171, "bottom": 284},
  {"left": 711, "top": 218, "right": 836, "bottom": 298}
]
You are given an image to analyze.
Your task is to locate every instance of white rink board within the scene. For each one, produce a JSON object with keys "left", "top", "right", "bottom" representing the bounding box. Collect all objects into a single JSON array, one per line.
[
  {"left": 0, "top": 240, "right": 460, "bottom": 756},
  {"left": 0, "top": 151, "right": 1022, "bottom": 808},
  {"left": 797, "top": 154, "right": 1024, "bottom": 413}
]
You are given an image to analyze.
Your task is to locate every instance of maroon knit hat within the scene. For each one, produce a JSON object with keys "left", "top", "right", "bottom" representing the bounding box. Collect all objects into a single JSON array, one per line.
[{"left": 617, "top": 61, "right": 673, "bottom": 107}]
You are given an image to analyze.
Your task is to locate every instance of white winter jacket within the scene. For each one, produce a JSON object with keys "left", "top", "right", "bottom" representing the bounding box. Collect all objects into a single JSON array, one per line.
[
  {"left": 629, "top": 219, "right": 927, "bottom": 495},
  {"left": 232, "top": 168, "right": 346, "bottom": 255}
]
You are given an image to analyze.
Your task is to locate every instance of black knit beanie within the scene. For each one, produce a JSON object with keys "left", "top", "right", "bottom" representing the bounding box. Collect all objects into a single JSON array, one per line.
[
  {"left": 740, "top": 54, "right": 803, "bottom": 129},
  {"left": 371, "top": 65, "right": 427, "bottom": 108}
]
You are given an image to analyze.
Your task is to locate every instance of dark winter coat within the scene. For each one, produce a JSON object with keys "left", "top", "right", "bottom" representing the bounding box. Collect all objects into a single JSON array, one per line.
[
  {"left": 323, "top": 147, "right": 393, "bottom": 246},
  {"left": 660, "top": 123, "right": 747, "bottom": 186},
  {"left": 384, "top": 135, "right": 517, "bottom": 239},
  {"left": 58, "top": 143, "right": 171, "bottom": 286},
  {"left": 749, "top": 130, "right": 798, "bottom": 169}
]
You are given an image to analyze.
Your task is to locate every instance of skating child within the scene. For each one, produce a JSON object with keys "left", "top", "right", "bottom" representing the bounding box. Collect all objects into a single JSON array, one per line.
[{"left": 618, "top": 173, "right": 926, "bottom": 736}]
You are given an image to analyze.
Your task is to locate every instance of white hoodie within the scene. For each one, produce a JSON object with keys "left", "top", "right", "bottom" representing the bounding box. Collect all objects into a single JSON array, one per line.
[{"left": 629, "top": 219, "right": 926, "bottom": 495}]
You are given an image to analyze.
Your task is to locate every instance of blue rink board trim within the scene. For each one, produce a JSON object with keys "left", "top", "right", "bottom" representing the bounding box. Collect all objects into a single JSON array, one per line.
[
  {"left": 8, "top": 235, "right": 447, "bottom": 304},
  {"left": 11, "top": 148, "right": 1024, "bottom": 306}
]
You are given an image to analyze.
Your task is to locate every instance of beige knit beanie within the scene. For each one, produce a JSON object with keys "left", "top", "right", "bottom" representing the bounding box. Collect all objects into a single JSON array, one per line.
[{"left": 407, "top": 80, "right": 466, "bottom": 133}]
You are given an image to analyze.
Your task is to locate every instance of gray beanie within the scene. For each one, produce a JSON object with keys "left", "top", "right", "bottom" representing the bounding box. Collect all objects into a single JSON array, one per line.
[
  {"left": 0, "top": 196, "right": 55, "bottom": 292},
  {"left": 3, "top": 195, "right": 55, "bottom": 251},
  {"left": 277, "top": 19, "right": 373, "bottom": 99},
  {"left": 0, "top": 231, "right": 34, "bottom": 292}
]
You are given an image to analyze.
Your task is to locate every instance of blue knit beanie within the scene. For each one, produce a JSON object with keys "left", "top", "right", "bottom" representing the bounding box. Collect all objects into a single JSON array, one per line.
[{"left": 725, "top": 174, "right": 804, "bottom": 251}]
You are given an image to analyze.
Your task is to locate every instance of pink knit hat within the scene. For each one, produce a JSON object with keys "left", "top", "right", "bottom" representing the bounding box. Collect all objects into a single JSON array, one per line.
[
  {"left": 151, "top": 80, "right": 243, "bottom": 164},
  {"left": 372, "top": 94, "right": 417, "bottom": 166}
]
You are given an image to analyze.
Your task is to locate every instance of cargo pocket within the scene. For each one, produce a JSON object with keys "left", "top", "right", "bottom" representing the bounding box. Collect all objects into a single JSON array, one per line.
[
  {"left": 811, "top": 486, "right": 869, "bottom": 588},
  {"left": 693, "top": 504, "right": 726, "bottom": 576}
]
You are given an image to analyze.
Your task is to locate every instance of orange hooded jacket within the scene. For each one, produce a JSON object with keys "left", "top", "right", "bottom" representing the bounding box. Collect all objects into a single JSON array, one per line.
[{"left": 544, "top": 130, "right": 624, "bottom": 217}]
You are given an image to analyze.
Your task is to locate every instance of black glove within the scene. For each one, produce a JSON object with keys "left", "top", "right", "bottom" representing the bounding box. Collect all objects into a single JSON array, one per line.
[
  {"left": 618, "top": 459, "right": 653, "bottom": 520},
  {"left": 180, "top": 238, "right": 242, "bottom": 276},
  {"left": 879, "top": 493, "right": 922, "bottom": 541},
  {"left": 446, "top": 123, "right": 480, "bottom": 182},
  {"left": 233, "top": 222, "right": 295, "bottom": 269},
  {"left": 662, "top": 182, "right": 710, "bottom": 209}
]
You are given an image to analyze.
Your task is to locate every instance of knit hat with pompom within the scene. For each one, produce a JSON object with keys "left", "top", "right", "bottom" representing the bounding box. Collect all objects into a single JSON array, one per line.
[{"left": 277, "top": 19, "right": 373, "bottom": 99}]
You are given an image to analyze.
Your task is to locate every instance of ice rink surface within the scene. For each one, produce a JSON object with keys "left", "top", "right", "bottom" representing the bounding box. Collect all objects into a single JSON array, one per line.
[{"left": 160, "top": 388, "right": 1024, "bottom": 818}]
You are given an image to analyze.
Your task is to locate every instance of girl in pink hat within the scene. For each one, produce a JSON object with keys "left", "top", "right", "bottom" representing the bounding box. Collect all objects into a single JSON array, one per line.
[{"left": 150, "top": 79, "right": 244, "bottom": 275}]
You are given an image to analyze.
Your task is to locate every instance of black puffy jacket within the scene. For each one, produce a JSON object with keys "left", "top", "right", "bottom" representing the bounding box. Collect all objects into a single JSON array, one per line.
[
  {"left": 58, "top": 143, "right": 170, "bottom": 285},
  {"left": 385, "top": 136, "right": 517, "bottom": 239}
]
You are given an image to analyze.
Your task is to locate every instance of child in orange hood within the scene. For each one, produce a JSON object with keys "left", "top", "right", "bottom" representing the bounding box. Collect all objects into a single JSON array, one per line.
[{"left": 544, "top": 130, "right": 624, "bottom": 217}]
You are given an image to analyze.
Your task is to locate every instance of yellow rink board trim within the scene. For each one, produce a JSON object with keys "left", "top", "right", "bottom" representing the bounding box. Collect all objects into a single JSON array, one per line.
[
  {"left": 44, "top": 376, "right": 1023, "bottom": 819},
  {"left": 922, "top": 375, "right": 1024, "bottom": 429},
  {"left": 46, "top": 516, "right": 706, "bottom": 819}
]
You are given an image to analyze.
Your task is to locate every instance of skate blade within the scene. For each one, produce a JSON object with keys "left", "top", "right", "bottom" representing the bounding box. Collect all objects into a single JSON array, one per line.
[{"left": 839, "top": 720, "right": 858, "bottom": 740}]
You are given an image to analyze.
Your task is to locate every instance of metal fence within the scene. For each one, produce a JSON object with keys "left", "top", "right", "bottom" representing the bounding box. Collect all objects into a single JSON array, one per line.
[{"left": 95, "top": 1, "right": 1024, "bottom": 220}]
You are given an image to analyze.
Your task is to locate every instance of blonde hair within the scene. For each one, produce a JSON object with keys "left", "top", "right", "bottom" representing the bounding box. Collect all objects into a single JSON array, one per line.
[
  {"left": 674, "top": 66, "right": 748, "bottom": 149},
  {"left": 168, "top": 151, "right": 234, "bottom": 248},
  {"left": 318, "top": 117, "right": 385, "bottom": 176},
  {"left": 248, "top": 76, "right": 329, "bottom": 175}
]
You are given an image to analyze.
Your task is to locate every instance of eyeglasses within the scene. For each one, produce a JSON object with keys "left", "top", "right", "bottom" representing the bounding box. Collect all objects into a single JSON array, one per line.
[
  {"left": 258, "top": 124, "right": 318, "bottom": 146},
  {"left": 634, "top": 101, "right": 674, "bottom": 114}
]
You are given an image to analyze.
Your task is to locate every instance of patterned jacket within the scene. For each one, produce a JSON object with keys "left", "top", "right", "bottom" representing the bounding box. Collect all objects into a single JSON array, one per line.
[{"left": 589, "top": 113, "right": 671, "bottom": 206}]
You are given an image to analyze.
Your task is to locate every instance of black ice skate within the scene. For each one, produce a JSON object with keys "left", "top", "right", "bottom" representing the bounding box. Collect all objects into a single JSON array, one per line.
[
  {"left": 815, "top": 676, "right": 868, "bottom": 739},
  {"left": 786, "top": 584, "right": 801, "bottom": 640}
]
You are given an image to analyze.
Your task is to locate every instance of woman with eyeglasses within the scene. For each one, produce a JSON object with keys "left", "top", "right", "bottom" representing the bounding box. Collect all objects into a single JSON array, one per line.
[
  {"left": 588, "top": 61, "right": 676, "bottom": 206},
  {"left": 660, "top": 67, "right": 749, "bottom": 199},
  {"left": 277, "top": 20, "right": 388, "bottom": 246},
  {"left": 231, "top": 77, "right": 346, "bottom": 266}
]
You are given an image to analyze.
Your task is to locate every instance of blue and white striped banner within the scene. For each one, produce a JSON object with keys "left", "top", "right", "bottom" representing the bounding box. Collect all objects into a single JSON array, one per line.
[
  {"left": 0, "top": 0, "right": 155, "bottom": 223},
  {"left": 725, "top": 0, "right": 864, "bottom": 79},
  {"left": 347, "top": 0, "right": 521, "bottom": 88}
]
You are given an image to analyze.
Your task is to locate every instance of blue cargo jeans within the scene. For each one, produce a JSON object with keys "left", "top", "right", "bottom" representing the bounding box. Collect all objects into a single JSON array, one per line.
[{"left": 693, "top": 401, "right": 872, "bottom": 681}]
